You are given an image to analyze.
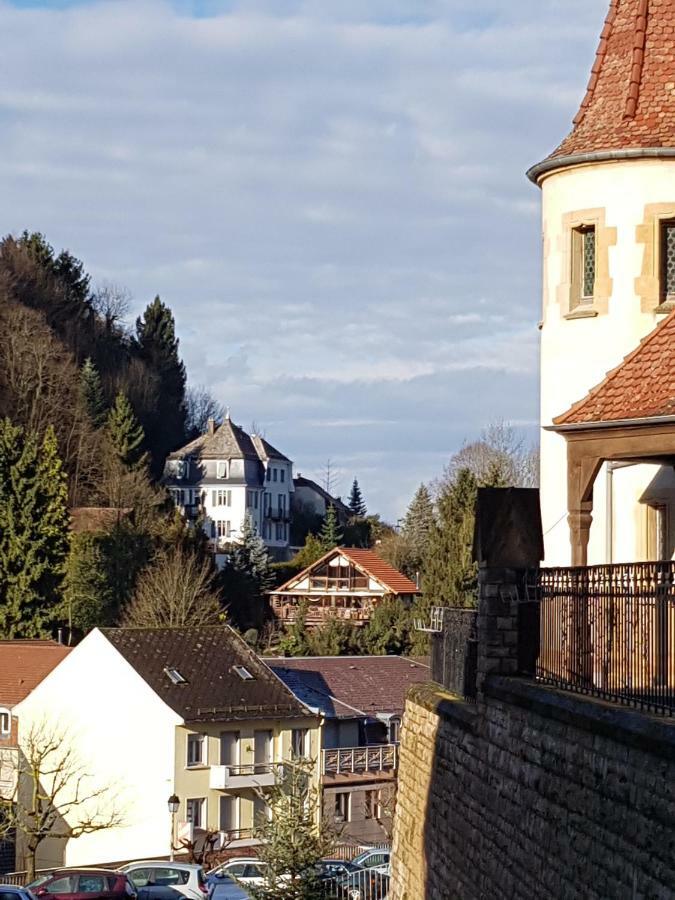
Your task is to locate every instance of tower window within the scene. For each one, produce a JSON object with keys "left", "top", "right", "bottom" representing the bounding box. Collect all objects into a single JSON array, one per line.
[
  {"left": 661, "top": 221, "right": 675, "bottom": 302},
  {"left": 573, "top": 225, "right": 596, "bottom": 305}
]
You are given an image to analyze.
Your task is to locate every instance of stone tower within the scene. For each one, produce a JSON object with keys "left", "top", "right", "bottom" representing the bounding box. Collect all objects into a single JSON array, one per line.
[{"left": 530, "top": 0, "right": 675, "bottom": 565}]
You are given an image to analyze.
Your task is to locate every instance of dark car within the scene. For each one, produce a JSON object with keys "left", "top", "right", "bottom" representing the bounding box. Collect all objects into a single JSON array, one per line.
[
  {"left": 27, "top": 870, "right": 136, "bottom": 900},
  {"left": 334, "top": 867, "right": 390, "bottom": 900},
  {"left": 0, "top": 886, "right": 38, "bottom": 900},
  {"left": 316, "top": 860, "right": 359, "bottom": 881},
  {"left": 205, "top": 876, "right": 248, "bottom": 900}
]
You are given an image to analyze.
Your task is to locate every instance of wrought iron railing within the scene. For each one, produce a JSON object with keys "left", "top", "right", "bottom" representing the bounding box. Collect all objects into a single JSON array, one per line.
[
  {"left": 419, "top": 607, "right": 478, "bottom": 701},
  {"left": 322, "top": 744, "right": 397, "bottom": 776},
  {"left": 532, "top": 562, "right": 675, "bottom": 716}
]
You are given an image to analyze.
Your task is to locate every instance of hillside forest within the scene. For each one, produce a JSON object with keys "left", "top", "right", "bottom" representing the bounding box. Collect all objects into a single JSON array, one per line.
[{"left": 0, "top": 233, "right": 538, "bottom": 654}]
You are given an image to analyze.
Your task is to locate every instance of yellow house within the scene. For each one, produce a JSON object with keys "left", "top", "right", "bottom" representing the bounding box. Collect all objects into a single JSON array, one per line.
[{"left": 14, "top": 626, "right": 320, "bottom": 870}]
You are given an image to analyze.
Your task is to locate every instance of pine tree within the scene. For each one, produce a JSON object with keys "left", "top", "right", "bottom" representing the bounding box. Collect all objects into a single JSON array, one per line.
[
  {"left": 348, "top": 477, "right": 367, "bottom": 517},
  {"left": 319, "top": 504, "right": 343, "bottom": 550},
  {"left": 63, "top": 533, "right": 115, "bottom": 637},
  {"left": 421, "top": 468, "right": 478, "bottom": 610},
  {"left": 278, "top": 599, "right": 312, "bottom": 657},
  {"left": 0, "top": 421, "right": 70, "bottom": 638},
  {"left": 248, "top": 761, "right": 336, "bottom": 900},
  {"left": 221, "top": 515, "right": 274, "bottom": 630},
  {"left": 134, "top": 296, "right": 187, "bottom": 473},
  {"left": 401, "top": 483, "right": 435, "bottom": 572},
  {"left": 106, "top": 392, "right": 146, "bottom": 470},
  {"left": 79, "top": 358, "right": 107, "bottom": 428}
]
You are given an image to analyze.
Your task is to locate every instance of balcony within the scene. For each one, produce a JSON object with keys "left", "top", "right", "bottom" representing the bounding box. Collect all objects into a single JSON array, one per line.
[
  {"left": 272, "top": 601, "right": 373, "bottom": 626},
  {"left": 264, "top": 508, "right": 291, "bottom": 522},
  {"left": 321, "top": 744, "right": 398, "bottom": 777},
  {"left": 209, "top": 763, "right": 281, "bottom": 791}
]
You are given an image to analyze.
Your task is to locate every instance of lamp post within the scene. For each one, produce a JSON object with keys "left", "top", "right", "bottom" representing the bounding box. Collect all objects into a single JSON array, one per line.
[{"left": 168, "top": 794, "right": 179, "bottom": 861}]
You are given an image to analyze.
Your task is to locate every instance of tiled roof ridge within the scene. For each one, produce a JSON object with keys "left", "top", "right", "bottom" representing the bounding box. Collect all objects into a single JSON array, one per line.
[
  {"left": 574, "top": 0, "right": 620, "bottom": 126},
  {"left": 625, "top": 0, "right": 650, "bottom": 119},
  {"left": 273, "top": 545, "right": 419, "bottom": 595},
  {"left": 553, "top": 308, "right": 675, "bottom": 425}
]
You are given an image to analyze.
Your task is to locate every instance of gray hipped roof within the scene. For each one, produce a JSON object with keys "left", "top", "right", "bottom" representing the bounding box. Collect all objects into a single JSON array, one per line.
[{"left": 168, "top": 419, "right": 289, "bottom": 464}]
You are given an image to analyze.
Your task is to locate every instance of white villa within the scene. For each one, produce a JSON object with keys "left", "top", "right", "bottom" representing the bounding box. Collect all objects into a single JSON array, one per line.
[{"left": 163, "top": 416, "right": 293, "bottom": 560}]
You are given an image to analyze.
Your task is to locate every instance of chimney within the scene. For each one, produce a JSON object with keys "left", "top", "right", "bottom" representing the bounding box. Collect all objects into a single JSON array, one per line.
[{"left": 207, "top": 418, "right": 216, "bottom": 436}]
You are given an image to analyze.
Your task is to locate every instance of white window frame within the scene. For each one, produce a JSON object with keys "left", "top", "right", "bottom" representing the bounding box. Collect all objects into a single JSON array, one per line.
[
  {"left": 187, "top": 733, "right": 206, "bottom": 768},
  {"left": 217, "top": 461, "right": 228, "bottom": 479},
  {"left": 291, "top": 728, "right": 309, "bottom": 758},
  {"left": 0, "top": 708, "right": 10, "bottom": 736}
]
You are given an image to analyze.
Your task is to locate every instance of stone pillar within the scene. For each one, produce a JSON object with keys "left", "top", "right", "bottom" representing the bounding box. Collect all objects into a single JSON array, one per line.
[{"left": 473, "top": 488, "right": 544, "bottom": 701}]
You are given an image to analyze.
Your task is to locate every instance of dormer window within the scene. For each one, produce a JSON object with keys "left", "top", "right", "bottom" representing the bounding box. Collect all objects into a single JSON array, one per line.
[
  {"left": 661, "top": 220, "right": 675, "bottom": 303},
  {"left": 217, "top": 461, "right": 228, "bottom": 479},
  {"left": 572, "top": 225, "right": 596, "bottom": 306},
  {"left": 233, "top": 665, "right": 254, "bottom": 681},
  {"left": 0, "top": 708, "right": 10, "bottom": 737}
]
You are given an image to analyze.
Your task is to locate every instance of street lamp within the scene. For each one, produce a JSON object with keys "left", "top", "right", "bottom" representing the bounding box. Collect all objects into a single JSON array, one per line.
[{"left": 168, "top": 794, "right": 179, "bottom": 861}]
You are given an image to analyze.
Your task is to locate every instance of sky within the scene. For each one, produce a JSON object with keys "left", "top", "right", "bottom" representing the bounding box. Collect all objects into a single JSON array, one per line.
[{"left": 0, "top": 0, "right": 609, "bottom": 520}]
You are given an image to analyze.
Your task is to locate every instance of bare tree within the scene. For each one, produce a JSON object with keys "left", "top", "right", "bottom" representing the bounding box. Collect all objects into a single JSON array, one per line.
[
  {"left": 0, "top": 722, "right": 123, "bottom": 880},
  {"left": 443, "top": 421, "right": 540, "bottom": 489},
  {"left": 186, "top": 386, "right": 226, "bottom": 436},
  {"left": 320, "top": 459, "right": 340, "bottom": 498},
  {"left": 122, "top": 546, "right": 223, "bottom": 627},
  {"left": 91, "top": 281, "right": 131, "bottom": 330}
]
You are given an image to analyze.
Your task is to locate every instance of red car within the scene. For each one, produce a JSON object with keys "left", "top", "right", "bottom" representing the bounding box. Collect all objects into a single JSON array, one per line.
[{"left": 27, "top": 869, "right": 136, "bottom": 900}]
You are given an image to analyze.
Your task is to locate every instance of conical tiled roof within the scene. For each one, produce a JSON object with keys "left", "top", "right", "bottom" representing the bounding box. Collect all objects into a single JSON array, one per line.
[
  {"left": 530, "top": 0, "right": 675, "bottom": 180},
  {"left": 553, "top": 309, "right": 675, "bottom": 426}
]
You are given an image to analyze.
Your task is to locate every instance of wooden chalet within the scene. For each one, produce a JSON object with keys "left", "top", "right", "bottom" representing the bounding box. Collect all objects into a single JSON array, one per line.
[{"left": 270, "top": 547, "right": 420, "bottom": 627}]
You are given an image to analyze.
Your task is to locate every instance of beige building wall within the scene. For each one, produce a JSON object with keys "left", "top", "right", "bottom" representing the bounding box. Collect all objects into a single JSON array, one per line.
[
  {"left": 539, "top": 158, "right": 675, "bottom": 565},
  {"left": 14, "top": 630, "right": 182, "bottom": 869},
  {"left": 174, "top": 718, "right": 321, "bottom": 836}
]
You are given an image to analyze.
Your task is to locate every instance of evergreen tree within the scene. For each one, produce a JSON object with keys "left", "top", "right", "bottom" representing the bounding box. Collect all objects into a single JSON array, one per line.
[
  {"left": 79, "top": 358, "right": 107, "bottom": 428},
  {"left": 63, "top": 533, "right": 115, "bottom": 637},
  {"left": 421, "top": 468, "right": 478, "bottom": 610},
  {"left": 248, "top": 761, "right": 336, "bottom": 900},
  {"left": 309, "top": 616, "right": 356, "bottom": 657},
  {"left": 348, "top": 477, "right": 367, "bottom": 517},
  {"left": 278, "top": 599, "right": 312, "bottom": 657},
  {"left": 221, "top": 515, "right": 274, "bottom": 630},
  {"left": 360, "top": 599, "right": 412, "bottom": 656},
  {"left": 0, "top": 421, "right": 70, "bottom": 638},
  {"left": 106, "top": 392, "right": 146, "bottom": 470},
  {"left": 134, "top": 296, "right": 187, "bottom": 473},
  {"left": 401, "top": 483, "right": 435, "bottom": 573},
  {"left": 319, "top": 504, "right": 343, "bottom": 550}
]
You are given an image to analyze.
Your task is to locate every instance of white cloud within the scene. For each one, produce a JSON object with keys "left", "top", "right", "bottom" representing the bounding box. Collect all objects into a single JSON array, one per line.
[{"left": 0, "top": 0, "right": 607, "bottom": 517}]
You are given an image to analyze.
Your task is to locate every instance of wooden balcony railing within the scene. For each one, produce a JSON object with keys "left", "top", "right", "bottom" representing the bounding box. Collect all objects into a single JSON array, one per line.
[{"left": 322, "top": 744, "right": 398, "bottom": 776}]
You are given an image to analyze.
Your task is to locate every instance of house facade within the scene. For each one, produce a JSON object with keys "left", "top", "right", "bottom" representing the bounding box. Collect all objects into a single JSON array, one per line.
[
  {"left": 532, "top": 0, "right": 675, "bottom": 566},
  {"left": 0, "top": 641, "right": 71, "bottom": 874},
  {"left": 270, "top": 547, "right": 420, "bottom": 627},
  {"left": 269, "top": 656, "right": 429, "bottom": 845},
  {"left": 163, "top": 416, "right": 293, "bottom": 560},
  {"left": 14, "top": 627, "right": 319, "bottom": 871}
]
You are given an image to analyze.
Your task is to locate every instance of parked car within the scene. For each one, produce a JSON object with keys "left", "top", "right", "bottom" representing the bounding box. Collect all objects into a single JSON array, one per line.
[
  {"left": 0, "top": 886, "right": 37, "bottom": 900},
  {"left": 206, "top": 859, "right": 266, "bottom": 888},
  {"left": 203, "top": 876, "right": 248, "bottom": 900},
  {"left": 316, "top": 860, "right": 359, "bottom": 881},
  {"left": 333, "top": 868, "right": 389, "bottom": 900},
  {"left": 27, "top": 870, "right": 136, "bottom": 900},
  {"left": 120, "top": 863, "right": 207, "bottom": 900},
  {"left": 350, "top": 849, "right": 391, "bottom": 872}
]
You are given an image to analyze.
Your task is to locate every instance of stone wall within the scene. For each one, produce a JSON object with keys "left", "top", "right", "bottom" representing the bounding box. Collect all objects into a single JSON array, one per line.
[{"left": 390, "top": 678, "right": 675, "bottom": 899}]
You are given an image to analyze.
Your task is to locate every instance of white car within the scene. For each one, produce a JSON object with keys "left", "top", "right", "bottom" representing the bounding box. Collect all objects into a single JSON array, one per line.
[
  {"left": 121, "top": 861, "right": 208, "bottom": 900},
  {"left": 208, "top": 858, "right": 268, "bottom": 887}
]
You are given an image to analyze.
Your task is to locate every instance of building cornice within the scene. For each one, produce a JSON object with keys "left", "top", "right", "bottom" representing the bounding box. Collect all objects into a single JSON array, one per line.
[{"left": 527, "top": 147, "right": 675, "bottom": 186}]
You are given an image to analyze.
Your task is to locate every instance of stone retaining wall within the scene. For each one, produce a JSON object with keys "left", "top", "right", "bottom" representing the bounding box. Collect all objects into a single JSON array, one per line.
[{"left": 390, "top": 678, "right": 675, "bottom": 899}]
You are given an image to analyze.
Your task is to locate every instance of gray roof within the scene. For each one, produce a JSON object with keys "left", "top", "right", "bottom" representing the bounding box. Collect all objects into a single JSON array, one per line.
[
  {"left": 167, "top": 419, "right": 290, "bottom": 464},
  {"left": 101, "top": 626, "right": 311, "bottom": 723}
]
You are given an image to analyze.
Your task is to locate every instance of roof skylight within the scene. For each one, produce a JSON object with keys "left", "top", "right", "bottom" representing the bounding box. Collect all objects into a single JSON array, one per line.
[
  {"left": 233, "top": 665, "right": 254, "bottom": 681},
  {"left": 164, "top": 666, "right": 187, "bottom": 685}
]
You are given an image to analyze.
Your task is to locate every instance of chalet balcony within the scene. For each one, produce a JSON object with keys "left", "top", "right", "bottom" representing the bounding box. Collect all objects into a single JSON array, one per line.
[
  {"left": 308, "top": 575, "right": 369, "bottom": 591},
  {"left": 271, "top": 598, "right": 373, "bottom": 626},
  {"left": 209, "top": 763, "right": 282, "bottom": 791},
  {"left": 321, "top": 744, "right": 398, "bottom": 777}
]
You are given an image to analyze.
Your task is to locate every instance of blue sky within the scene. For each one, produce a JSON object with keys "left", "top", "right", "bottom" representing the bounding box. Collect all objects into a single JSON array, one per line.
[{"left": 0, "top": 0, "right": 608, "bottom": 519}]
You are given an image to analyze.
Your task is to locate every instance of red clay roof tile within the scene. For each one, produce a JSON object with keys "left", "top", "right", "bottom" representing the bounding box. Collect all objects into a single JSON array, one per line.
[
  {"left": 0, "top": 641, "right": 71, "bottom": 707},
  {"left": 554, "top": 309, "right": 675, "bottom": 425},
  {"left": 543, "top": 0, "right": 675, "bottom": 164}
]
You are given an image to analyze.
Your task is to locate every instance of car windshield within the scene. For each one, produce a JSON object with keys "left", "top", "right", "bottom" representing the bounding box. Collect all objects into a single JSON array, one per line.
[{"left": 26, "top": 876, "right": 52, "bottom": 890}]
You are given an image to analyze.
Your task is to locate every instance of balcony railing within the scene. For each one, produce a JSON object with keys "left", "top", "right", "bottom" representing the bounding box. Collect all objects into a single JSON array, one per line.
[
  {"left": 272, "top": 603, "right": 372, "bottom": 624},
  {"left": 209, "top": 762, "right": 281, "bottom": 791},
  {"left": 322, "top": 744, "right": 398, "bottom": 777},
  {"left": 264, "top": 508, "right": 291, "bottom": 522},
  {"left": 532, "top": 561, "right": 675, "bottom": 716}
]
